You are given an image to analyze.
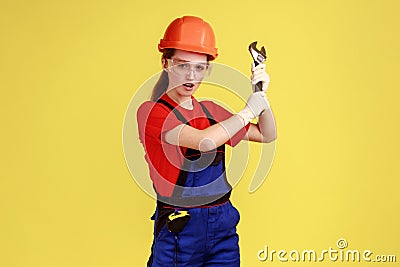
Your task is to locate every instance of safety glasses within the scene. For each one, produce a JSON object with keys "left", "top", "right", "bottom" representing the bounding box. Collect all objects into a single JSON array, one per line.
[{"left": 166, "top": 58, "right": 210, "bottom": 76}]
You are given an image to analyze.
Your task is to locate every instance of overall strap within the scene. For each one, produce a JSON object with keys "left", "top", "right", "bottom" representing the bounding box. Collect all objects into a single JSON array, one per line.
[
  {"left": 198, "top": 101, "right": 217, "bottom": 125},
  {"left": 156, "top": 98, "right": 195, "bottom": 196},
  {"left": 157, "top": 98, "right": 216, "bottom": 127},
  {"left": 157, "top": 98, "right": 189, "bottom": 125}
]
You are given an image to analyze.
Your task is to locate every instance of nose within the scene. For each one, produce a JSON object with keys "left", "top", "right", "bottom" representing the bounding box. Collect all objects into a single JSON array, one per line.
[{"left": 186, "top": 67, "right": 196, "bottom": 80}]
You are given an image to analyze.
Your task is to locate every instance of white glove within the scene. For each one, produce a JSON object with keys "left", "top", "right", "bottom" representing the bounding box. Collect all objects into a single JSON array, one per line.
[
  {"left": 217, "top": 91, "right": 270, "bottom": 144},
  {"left": 251, "top": 63, "right": 270, "bottom": 92},
  {"left": 237, "top": 91, "right": 270, "bottom": 125}
]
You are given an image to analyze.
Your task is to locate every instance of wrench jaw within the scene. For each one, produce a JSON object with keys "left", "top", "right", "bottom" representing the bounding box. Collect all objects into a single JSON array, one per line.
[
  {"left": 248, "top": 41, "right": 267, "bottom": 65},
  {"left": 248, "top": 41, "right": 267, "bottom": 92},
  {"left": 260, "top": 46, "right": 266, "bottom": 56}
]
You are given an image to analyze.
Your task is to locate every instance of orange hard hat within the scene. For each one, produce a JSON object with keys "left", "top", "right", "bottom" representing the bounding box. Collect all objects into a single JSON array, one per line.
[{"left": 158, "top": 16, "right": 218, "bottom": 60}]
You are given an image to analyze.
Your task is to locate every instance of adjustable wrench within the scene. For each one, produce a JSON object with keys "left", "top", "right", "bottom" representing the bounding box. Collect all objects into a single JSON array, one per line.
[{"left": 248, "top": 41, "right": 267, "bottom": 92}]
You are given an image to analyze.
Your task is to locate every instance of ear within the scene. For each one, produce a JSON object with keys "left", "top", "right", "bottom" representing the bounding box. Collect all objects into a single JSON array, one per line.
[{"left": 162, "top": 58, "right": 168, "bottom": 70}]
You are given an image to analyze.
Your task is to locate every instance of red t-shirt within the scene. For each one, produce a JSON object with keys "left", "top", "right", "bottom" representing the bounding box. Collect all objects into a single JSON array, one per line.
[{"left": 136, "top": 93, "right": 250, "bottom": 197}]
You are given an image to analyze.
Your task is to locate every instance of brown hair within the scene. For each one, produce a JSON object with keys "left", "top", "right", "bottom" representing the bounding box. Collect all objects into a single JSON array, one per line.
[{"left": 150, "top": 49, "right": 175, "bottom": 101}]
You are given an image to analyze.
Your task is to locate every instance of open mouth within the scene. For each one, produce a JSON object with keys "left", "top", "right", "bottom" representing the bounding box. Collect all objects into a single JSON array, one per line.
[{"left": 183, "top": 83, "right": 195, "bottom": 90}]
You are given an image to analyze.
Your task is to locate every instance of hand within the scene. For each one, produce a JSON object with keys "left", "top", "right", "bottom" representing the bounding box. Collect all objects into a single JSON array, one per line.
[
  {"left": 237, "top": 91, "right": 270, "bottom": 124},
  {"left": 246, "top": 91, "right": 270, "bottom": 116},
  {"left": 251, "top": 63, "right": 270, "bottom": 92}
]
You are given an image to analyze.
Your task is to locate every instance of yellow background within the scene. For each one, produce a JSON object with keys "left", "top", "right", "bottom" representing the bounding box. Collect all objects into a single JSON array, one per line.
[{"left": 1, "top": 0, "right": 399, "bottom": 266}]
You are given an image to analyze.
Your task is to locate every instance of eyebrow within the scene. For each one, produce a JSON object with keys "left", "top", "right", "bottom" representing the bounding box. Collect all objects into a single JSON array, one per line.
[{"left": 171, "top": 58, "right": 208, "bottom": 63}]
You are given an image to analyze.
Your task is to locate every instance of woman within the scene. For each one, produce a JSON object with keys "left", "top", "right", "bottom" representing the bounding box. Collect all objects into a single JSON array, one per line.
[{"left": 137, "top": 16, "right": 276, "bottom": 267}]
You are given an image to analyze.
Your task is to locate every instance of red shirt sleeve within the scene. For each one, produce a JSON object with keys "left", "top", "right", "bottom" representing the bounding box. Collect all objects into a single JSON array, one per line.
[{"left": 137, "top": 101, "right": 184, "bottom": 145}]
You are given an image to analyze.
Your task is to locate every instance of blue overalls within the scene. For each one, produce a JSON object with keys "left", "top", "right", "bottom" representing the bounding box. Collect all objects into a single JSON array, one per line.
[{"left": 147, "top": 99, "right": 241, "bottom": 267}]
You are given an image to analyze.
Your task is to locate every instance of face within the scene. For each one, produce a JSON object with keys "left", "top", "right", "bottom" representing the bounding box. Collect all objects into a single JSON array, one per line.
[{"left": 163, "top": 49, "right": 208, "bottom": 99}]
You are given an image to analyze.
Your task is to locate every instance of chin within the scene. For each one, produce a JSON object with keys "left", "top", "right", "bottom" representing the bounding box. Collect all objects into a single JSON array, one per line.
[{"left": 178, "top": 89, "right": 195, "bottom": 97}]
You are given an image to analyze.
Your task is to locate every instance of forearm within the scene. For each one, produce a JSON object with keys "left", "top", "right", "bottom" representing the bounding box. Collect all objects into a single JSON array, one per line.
[
  {"left": 164, "top": 113, "right": 247, "bottom": 151},
  {"left": 257, "top": 107, "right": 277, "bottom": 143},
  {"left": 164, "top": 92, "right": 268, "bottom": 150},
  {"left": 178, "top": 114, "right": 246, "bottom": 151}
]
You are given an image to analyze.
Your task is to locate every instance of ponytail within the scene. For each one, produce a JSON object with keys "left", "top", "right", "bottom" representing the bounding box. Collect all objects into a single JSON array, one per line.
[
  {"left": 151, "top": 70, "right": 169, "bottom": 101},
  {"left": 151, "top": 48, "right": 175, "bottom": 101}
]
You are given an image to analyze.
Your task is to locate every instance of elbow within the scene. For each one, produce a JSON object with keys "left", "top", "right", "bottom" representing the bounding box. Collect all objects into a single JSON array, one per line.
[
  {"left": 198, "top": 137, "right": 218, "bottom": 152},
  {"left": 261, "top": 134, "right": 277, "bottom": 143}
]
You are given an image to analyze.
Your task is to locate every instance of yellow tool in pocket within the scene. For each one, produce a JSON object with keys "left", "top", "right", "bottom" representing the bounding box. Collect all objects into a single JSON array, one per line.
[{"left": 166, "top": 211, "right": 191, "bottom": 233}]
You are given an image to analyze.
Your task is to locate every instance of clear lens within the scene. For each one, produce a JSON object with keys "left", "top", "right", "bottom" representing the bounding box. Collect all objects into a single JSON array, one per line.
[{"left": 167, "top": 59, "right": 209, "bottom": 76}]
